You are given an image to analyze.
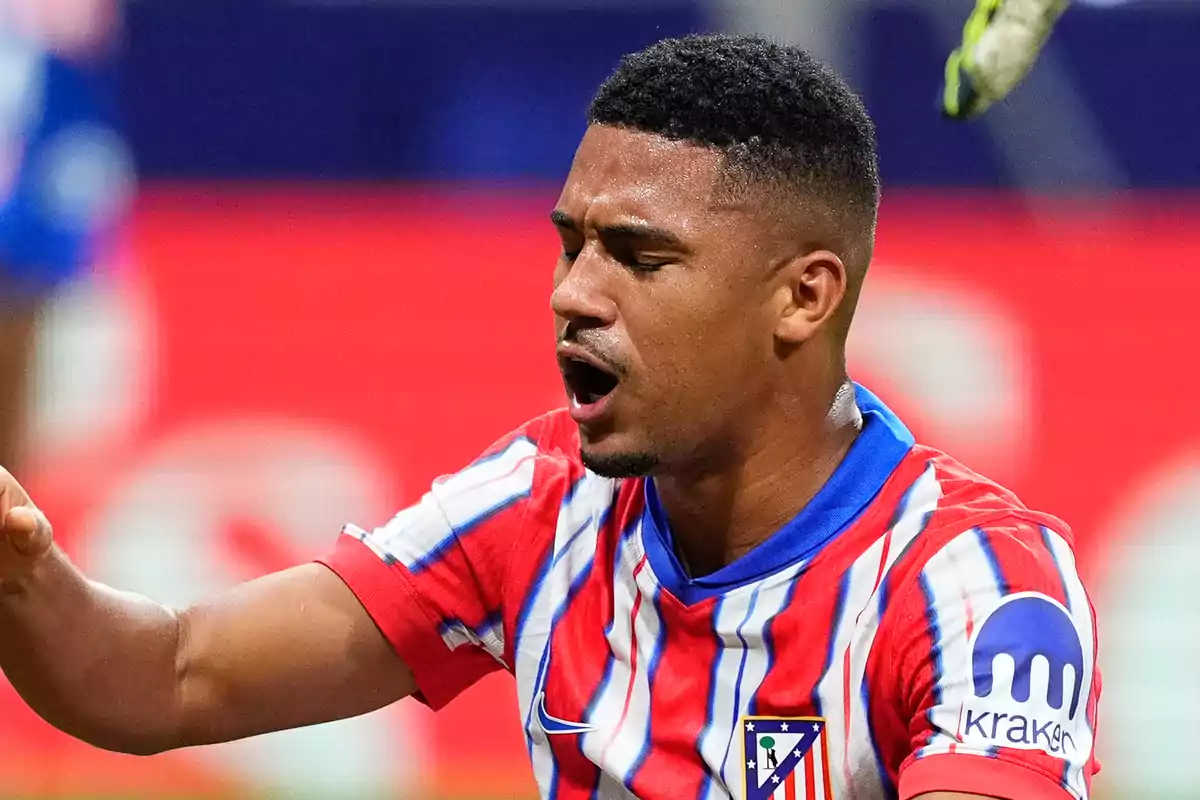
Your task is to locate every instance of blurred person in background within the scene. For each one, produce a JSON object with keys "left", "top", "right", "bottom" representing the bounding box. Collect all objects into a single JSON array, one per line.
[{"left": 0, "top": 0, "right": 132, "bottom": 469}]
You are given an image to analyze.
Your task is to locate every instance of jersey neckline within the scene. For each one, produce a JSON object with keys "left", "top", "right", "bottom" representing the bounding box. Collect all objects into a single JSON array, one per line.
[{"left": 639, "top": 383, "right": 915, "bottom": 606}]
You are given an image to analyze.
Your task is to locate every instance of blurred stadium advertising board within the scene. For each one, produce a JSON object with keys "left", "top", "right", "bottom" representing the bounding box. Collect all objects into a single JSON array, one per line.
[{"left": 3, "top": 188, "right": 1197, "bottom": 798}]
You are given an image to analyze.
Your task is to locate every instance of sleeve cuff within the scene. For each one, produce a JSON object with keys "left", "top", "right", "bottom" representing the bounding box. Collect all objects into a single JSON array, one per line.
[
  {"left": 900, "top": 752, "right": 1075, "bottom": 800},
  {"left": 316, "top": 533, "right": 498, "bottom": 711}
]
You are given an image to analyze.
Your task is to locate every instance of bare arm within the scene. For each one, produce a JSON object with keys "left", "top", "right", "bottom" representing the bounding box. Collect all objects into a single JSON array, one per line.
[{"left": 0, "top": 471, "right": 415, "bottom": 755}]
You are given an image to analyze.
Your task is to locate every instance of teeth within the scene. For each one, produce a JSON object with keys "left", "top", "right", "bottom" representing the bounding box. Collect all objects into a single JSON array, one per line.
[{"left": 571, "top": 389, "right": 600, "bottom": 408}]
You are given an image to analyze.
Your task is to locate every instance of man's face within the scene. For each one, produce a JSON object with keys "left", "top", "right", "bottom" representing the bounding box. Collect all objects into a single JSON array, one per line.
[{"left": 550, "top": 125, "right": 784, "bottom": 478}]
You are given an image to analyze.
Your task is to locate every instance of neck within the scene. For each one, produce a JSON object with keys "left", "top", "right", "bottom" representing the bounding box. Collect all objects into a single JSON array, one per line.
[{"left": 652, "top": 380, "right": 862, "bottom": 578}]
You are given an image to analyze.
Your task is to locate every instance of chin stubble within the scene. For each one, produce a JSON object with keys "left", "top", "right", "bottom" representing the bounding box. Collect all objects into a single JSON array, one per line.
[{"left": 580, "top": 448, "right": 659, "bottom": 479}]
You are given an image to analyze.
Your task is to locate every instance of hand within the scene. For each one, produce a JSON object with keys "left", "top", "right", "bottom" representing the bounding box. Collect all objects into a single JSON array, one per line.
[
  {"left": 941, "top": 0, "right": 1070, "bottom": 120},
  {"left": 0, "top": 468, "right": 54, "bottom": 585}
]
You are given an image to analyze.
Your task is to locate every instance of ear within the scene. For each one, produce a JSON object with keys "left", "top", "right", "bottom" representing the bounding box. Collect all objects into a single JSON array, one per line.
[{"left": 772, "top": 249, "right": 848, "bottom": 345}]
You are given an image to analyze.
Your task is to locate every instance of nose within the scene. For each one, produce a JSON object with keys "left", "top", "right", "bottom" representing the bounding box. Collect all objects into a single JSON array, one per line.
[{"left": 550, "top": 247, "right": 618, "bottom": 330}]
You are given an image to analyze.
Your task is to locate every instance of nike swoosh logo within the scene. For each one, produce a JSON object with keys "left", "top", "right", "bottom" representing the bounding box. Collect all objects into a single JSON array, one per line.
[{"left": 536, "top": 691, "right": 595, "bottom": 735}]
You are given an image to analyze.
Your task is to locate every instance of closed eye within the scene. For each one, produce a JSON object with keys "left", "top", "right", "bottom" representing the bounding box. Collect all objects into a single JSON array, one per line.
[
  {"left": 609, "top": 245, "right": 671, "bottom": 273},
  {"left": 624, "top": 257, "right": 668, "bottom": 273}
]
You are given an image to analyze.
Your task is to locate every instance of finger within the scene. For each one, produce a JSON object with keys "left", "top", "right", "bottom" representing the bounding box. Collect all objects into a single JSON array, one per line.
[
  {"left": 941, "top": 50, "right": 987, "bottom": 121},
  {"left": 5, "top": 506, "right": 51, "bottom": 556}
]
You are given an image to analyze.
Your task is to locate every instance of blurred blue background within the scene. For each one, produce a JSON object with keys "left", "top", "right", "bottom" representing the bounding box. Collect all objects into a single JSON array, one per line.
[{"left": 118, "top": 0, "right": 1198, "bottom": 188}]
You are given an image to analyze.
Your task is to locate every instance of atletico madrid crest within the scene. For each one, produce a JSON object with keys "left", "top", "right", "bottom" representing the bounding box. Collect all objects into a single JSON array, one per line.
[{"left": 742, "top": 716, "right": 832, "bottom": 800}]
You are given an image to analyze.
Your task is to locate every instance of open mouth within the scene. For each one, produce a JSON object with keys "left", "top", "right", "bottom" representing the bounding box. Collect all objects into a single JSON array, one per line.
[{"left": 561, "top": 356, "right": 620, "bottom": 407}]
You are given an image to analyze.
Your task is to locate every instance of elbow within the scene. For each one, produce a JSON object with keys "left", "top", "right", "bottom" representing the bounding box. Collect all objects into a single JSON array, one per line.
[{"left": 81, "top": 612, "right": 192, "bottom": 757}]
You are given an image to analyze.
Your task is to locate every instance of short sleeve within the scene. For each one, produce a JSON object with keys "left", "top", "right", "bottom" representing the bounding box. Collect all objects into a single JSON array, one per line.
[
  {"left": 317, "top": 426, "right": 542, "bottom": 710},
  {"left": 889, "top": 519, "right": 1101, "bottom": 800}
]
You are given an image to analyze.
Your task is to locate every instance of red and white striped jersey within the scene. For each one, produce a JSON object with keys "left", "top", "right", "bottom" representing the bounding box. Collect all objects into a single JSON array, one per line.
[{"left": 320, "top": 384, "right": 1101, "bottom": 800}]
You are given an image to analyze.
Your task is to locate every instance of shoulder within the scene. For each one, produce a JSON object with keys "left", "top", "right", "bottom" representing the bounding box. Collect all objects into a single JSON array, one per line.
[
  {"left": 831, "top": 442, "right": 1074, "bottom": 589},
  {"left": 478, "top": 408, "right": 581, "bottom": 468},
  {"left": 872, "top": 453, "right": 1100, "bottom": 795},
  {"left": 443, "top": 409, "right": 583, "bottom": 493},
  {"left": 893, "top": 443, "right": 1076, "bottom": 570},
  {"left": 877, "top": 445, "right": 1094, "bottom": 656},
  {"left": 415, "top": 409, "right": 583, "bottom": 536},
  {"left": 450, "top": 408, "right": 632, "bottom": 532},
  {"left": 871, "top": 445, "right": 1090, "bottom": 637},
  {"left": 525, "top": 408, "right": 584, "bottom": 464}
]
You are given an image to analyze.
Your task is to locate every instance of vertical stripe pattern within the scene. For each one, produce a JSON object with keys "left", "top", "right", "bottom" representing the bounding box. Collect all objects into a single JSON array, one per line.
[
  {"left": 811, "top": 462, "right": 942, "bottom": 797},
  {"left": 694, "top": 561, "right": 810, "bottom": 800},
  {"left": 513, "top": 473, "right": 616, "bottom": 797},
  {"left": 355, "top": 420, "right": 1101, "bottom": 800},
  {"left": 842, "top": 463, "right": 943, "bottom": 794},
  {"left": 913, "top": 528, "right": 1007, "bottom": 759},
  {"left": 1041, "top": 527, "right": 1096, "bottom": 800},
  {"left": 580, "top": 524, "right": 667, "bottom": 794},
  {"left": 765, "top": 726, "right": 831, "bottom": 800}
]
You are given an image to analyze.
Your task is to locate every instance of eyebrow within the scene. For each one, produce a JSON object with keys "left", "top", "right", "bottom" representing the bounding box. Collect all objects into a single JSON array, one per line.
[{"left": 549, "top": 210, "right": 688, "bottom": 250}]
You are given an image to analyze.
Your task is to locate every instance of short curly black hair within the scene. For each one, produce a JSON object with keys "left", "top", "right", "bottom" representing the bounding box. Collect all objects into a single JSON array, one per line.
[{"left": 589, "top": 34, "right": 880, "bottom": 252}]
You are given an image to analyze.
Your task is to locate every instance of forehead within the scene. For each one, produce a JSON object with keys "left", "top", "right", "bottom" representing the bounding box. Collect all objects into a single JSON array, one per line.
[{"left": 556, "top": 125, "right": 730, "bottom": 228}]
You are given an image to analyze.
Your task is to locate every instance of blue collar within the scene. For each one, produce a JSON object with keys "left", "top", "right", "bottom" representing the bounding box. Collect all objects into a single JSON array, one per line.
[{"left": 640, "top": 383, "right": 915, "bottom": 606}]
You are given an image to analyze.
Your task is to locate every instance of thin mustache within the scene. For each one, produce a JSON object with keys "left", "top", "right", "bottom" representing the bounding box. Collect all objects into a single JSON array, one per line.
[{"left": 558, "top": 330, "right": 627, "bottom": 377}]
